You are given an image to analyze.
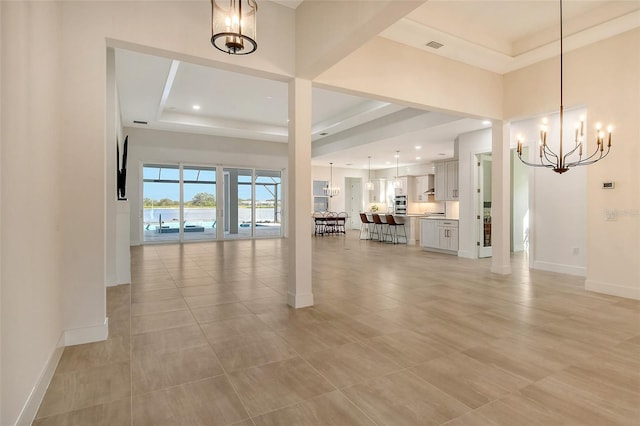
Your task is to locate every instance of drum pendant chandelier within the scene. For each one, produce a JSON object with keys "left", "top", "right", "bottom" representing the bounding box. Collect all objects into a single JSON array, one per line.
[{"left": 211, "top": 0, "right": 258, "bottom": 55}]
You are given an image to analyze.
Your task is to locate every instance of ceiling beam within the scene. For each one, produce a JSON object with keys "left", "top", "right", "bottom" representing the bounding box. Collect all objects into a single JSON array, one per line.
[
  {"left": 295, "top": 0, "right": 426, "bottom": 79},
  {"left": 312, "top": 108, "right": 460, "bottom": 157}
]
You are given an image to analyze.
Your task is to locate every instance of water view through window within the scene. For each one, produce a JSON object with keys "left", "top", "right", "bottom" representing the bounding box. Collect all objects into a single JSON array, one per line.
[{"left": 143, "top": 164, "right": 282, "bottom": 242}]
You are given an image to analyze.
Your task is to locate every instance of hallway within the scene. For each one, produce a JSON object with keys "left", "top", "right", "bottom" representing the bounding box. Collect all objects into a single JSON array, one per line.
[{"left": 34, "top": 234, "right": 640, "bottom": 425}]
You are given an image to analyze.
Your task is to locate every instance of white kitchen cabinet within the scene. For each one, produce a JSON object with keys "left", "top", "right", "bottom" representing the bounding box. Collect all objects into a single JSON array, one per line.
[
  {"left": 420, "top": 219, "right": 438, "bottom": 248},
  {"left": 435, "top": 161, "right": 459, "bottom": 201},
  {"left": 370, "top": 179, "right": 386, "bottom": 203},
  {"left": 394, "top": 176, "right": 409, "bottom": 196},
  {"left": 438, "top": 221, "right": 459, "bottom": 251},
  {"left": 446, "top": 161, "right": 459, "bottom": 200},
  {"left": 420, "top": 218, "right": 458, "bottom": 254}
]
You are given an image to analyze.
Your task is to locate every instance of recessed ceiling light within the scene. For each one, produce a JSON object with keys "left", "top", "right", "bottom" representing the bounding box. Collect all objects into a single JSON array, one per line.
[
  {"left": 482, "top": 120, "right": 491, "bottom": 125},
  {"left": 416, "top": 157, "right": 421, "bottom": 160},
  {"left": 394, "top": 153, "right": 400, "bottom": 158},
  {"left": 415, "top": 146, "right": 422, "bottom": 150},
  {"left": 192, "top": 105, "right": 201, "bottom": 110},
  {"left": 385, "top": 161, "right": 391, "bottom": 165}
]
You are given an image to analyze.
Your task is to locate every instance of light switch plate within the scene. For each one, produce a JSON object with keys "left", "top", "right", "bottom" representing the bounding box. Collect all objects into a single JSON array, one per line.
[
  {"left": 605, "top": 209, "right": 618, "bottom": 221},
  {"left": 603, "top": 182, "right": 615, "bottom": 189}
]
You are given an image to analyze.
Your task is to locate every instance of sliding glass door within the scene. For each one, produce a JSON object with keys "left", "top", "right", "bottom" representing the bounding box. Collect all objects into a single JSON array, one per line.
[
  {"left": 255, "top": 170, "right": 282, "bottom": 238},
  {"left": 143, "top": 165, "right": 181, "bottom": 243},
  {"left": 183, "top": 166, "right": 217, "bottom": 242},
  {"left": 223, "top": 168, "right": 253, "bottom": 239},
  {"left": 142, "top": 163, "right": 282, "bottom": 243}
]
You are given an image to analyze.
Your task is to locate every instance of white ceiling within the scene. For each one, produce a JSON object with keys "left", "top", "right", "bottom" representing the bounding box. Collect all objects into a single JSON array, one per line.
[{"left": 114, "top": 0, "right": 640, "bottom": 171}]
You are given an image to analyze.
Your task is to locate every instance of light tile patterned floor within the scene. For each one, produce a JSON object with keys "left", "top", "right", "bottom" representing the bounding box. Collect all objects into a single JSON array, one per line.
[{"left": 34, "top": 234, "right": 640, "bottom": 425}]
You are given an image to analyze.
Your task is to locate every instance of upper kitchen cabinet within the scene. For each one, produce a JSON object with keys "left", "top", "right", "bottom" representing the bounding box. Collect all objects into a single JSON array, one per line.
[
  {"left": 370, "top": 178, "right": 386, "bottom": 203},
  {"left": 435, "top": 161, "right": 459, "bottom": 201},
  {"left": 413, "top": 175, "right": 434, "bottom": 202},
  {"left": 394, "top": 176, "right": 409, "bottom": 196}
]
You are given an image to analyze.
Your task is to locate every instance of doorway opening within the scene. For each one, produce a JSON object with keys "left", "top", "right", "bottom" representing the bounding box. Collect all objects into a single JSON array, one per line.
[
  {"left": 477, "top": 153, "right": 492, "bottom": 258},
  {"left": 345, "top": 177, "right": 363, "bottom": 229}
]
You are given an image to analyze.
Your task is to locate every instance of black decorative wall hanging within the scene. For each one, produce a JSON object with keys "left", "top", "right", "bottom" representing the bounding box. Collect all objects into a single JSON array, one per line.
[{"left": 117, "top": 135, "right": 128, "bottom": 200}]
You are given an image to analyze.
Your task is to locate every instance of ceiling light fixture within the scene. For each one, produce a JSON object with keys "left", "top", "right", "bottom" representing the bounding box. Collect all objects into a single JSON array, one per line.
[
  {"left": 323, "top": 163, "right": 340, "bottom": 197},
  {"left": 192, "top": 105, "right": 201, "bottom": 110},
  {"left": 394, "top": 151, "right": 402, "bottom": 188},
  {"left": 516, "top": 0, "right": 612, "bottom": 174},
  {"left": 365, "top": 156, "right": 374, "bottom": 190},
  {"left": 211, "top": 0, "right": 258, "bottom": 55}
]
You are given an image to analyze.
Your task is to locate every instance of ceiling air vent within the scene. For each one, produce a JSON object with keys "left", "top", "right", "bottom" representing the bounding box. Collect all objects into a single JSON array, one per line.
[
  {"left": 319, "top": 132, "right": 329, "bottom": 136},
  {"left": 133, "top": 120, "right": 148, "bottom": 125},
  {"left": 425, "top": 41, "right": 444, "bottom": 50}
]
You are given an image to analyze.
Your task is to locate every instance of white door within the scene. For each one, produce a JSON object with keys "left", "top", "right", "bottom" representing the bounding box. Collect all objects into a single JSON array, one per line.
[
  {"left": 477, "top": 153, "right": 493, "bottom": 258},
  {"left": 346, "top": 178, "right": 363, "bottom": 229}
]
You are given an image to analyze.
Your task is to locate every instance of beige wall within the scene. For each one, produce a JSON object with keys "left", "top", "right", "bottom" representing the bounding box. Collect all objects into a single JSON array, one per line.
[
  {"left": 1, "top": 2, "right": 65, "bottom": 423},
  {"left": 295, "top": 0, "right": 425, "bottom": 78},
  {"left": 504, "top": 28, "right": 640, "bottom": 298},
  {"left": 315, "top": 36, "right": 504, "bottom": 120}
]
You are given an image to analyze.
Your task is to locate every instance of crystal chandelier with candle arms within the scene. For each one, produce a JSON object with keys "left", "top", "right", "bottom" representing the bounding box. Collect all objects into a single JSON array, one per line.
[{"left": 516, "top": 0, "right": 612, "bottom": 174}]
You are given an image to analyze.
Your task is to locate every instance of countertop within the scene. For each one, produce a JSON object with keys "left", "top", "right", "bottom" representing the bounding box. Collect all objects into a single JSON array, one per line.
[{"left": 418, "top": 216, "right": 459, "bottom": 220}]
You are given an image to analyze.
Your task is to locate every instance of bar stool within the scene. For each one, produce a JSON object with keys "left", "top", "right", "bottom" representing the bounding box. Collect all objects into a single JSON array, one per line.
[
  {"left": 385, "top": 214, "right": 407, "bottom": 244},
  {"left": 359, "top": 213, "right": 374, "bottom": 239},
  {"left": 371, "top": 213, "right": 387, "bottom": 242}
]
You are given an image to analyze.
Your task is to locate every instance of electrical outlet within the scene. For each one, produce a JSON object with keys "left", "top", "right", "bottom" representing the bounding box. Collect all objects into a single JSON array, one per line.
[{"left": 605, "top": 209, "right": 618, "bottom": 221}]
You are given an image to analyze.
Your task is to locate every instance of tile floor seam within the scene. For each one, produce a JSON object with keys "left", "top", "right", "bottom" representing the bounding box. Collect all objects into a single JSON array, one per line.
[
  {"left": 190, "top": 297, "right": 257, "bottom": 426},
  {"left": 247, "top": 303, "right": 386, "bottom": 426}
]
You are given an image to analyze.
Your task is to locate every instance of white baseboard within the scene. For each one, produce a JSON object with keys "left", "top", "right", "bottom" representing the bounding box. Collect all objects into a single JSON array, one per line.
[
  {"left": 534, "top": 260, "right": 586, "bottom": 277},
  {"left": 490, "top": 263, "right": 512, "bottom": 275},
  {"left": 457, "top": 250, "right": 476, "bottom": 259},
  {"left": 63, "top": 317, "right": 109, "bottom": 346},
  {"left": 287, "top": 291, "right": 314, "bottom": 308},
  {"left": 585, "top": 279, "right": 640, "bottom": 300},
  {"left": 107, "top": 277, "right": 130, "bottom": 287},
  {"left": 15, "top": 334, "right": 65, "bottom": 426}
]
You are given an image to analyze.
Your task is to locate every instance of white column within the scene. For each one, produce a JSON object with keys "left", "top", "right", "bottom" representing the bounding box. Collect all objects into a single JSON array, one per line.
[
  {"left": 491, "top": 121, "right": 512, "bottom": 275},
  {"left": 287, "top": 78, "right": 314, "bottom": 308}
]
